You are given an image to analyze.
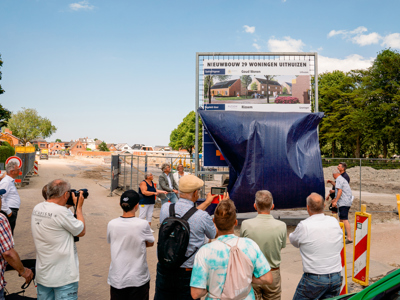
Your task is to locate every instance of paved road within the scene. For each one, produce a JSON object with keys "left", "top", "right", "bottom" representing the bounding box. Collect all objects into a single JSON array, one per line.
[{"left": 5, "top": 157, "right": 399, "bottom": 299}]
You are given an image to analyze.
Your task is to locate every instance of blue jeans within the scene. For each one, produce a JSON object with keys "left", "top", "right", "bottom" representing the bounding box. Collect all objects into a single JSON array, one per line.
[
  {"left": 293, "top": 272, "right": 341, "bottom": 300},
  {"left": 37, "top": 282, "right": 79, "bottom": 300},
  {"left": 161, "top": 193, "right": 178, "bottom": 206},
  {"left": 0, "top": 288, "right": 4, "bottom": 300}
]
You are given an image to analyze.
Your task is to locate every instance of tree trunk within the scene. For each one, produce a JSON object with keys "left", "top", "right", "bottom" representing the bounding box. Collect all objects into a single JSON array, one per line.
[
  {"left": 331, "top": 140, "right": 336, "bottom": 158},
  {"left": 383, "top": 140, "right": 388, "bottom": 158},
  {"left": 355, "top": 135, "right": 361, "bottom": 158}
]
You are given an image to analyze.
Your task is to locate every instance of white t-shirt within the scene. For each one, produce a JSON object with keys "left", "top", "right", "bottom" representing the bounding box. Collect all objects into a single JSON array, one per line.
[
  {"left": 31, "top": 202, "right": 84, "bottom": 287},
  {"left": 107, "top": 217, "right": 155, "bottom": 289}
]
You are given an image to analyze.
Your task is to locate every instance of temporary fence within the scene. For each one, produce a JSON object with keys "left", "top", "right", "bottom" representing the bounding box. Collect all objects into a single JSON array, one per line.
[
  {"left": 109, "top": 153, "right": 228, "bottom": 196},
  {"left": 109, "top": 155, "right": 400, "bottom": 213},
  {"left": 322, "top": 158, "right": 400, "bottom": 213}
]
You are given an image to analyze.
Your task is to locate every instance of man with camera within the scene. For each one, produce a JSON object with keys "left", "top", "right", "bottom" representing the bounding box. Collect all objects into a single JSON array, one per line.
[{"left": 31, "top": 179, "right": 86, "bottom": 299}]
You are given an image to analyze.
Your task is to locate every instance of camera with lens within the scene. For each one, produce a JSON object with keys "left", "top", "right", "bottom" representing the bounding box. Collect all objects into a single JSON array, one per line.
[
  {"left": 66, "top": 189, "right": 89, "bottom": 243},
  {"left": 66, "top": 189, "right": 89, "bottom": 206}
]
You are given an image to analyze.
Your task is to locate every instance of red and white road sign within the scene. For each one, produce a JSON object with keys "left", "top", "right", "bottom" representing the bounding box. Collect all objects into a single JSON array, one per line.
[
  {"left": 353, "top": 209, "right": 371, "bottom": 286},
  {"left": 34, "top": 161, "right": 39, "bottom": 175},
  {"left": 5, "top": 156, "right": 23, "bottom": 169},
  {"left": 339, "top": 222, "right": 348, "bottom": 295}
]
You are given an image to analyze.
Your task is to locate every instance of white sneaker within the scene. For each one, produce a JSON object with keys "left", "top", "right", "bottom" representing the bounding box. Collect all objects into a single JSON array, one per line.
[{"left": 151, "top": 229, "right": 155, "bottom": 233}]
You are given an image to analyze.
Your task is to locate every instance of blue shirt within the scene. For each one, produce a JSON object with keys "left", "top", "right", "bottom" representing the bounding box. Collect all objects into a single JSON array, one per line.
[
  {"left": 160, "top": 198, "right": 216, "bottom": 268},
  {"left": 190, "top": 234, "right": 271, "bottom": 300}
]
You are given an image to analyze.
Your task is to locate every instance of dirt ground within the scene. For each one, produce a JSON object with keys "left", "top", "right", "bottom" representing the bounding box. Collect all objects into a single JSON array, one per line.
[{"left": 5, "top": 157, "right": 400, "bottom": 299}]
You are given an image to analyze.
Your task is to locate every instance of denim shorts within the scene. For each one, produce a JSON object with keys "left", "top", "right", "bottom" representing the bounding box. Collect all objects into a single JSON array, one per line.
[
  {"left": 37, "top": 282, "right": 79, "bottom": 300},
  {"left": 293, "top": 272, "right": 341, "bottom": 300}
]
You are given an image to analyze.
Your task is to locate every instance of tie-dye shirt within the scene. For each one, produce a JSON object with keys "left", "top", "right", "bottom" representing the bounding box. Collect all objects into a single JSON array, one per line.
[{"left": 190, "top": 234, "right": 270, "bottom": 300}]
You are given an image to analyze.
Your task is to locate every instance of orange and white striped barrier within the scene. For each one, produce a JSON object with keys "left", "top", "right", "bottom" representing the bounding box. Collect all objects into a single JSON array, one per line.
[
  {"left": 339, "top": 222, "right": 348, "bottom": 295},
  {"left": 352, "top": 204, "right": 371, "bottom": 286},
  {"left": 34, "top": 161, "right": 39, "bottom": 175}
]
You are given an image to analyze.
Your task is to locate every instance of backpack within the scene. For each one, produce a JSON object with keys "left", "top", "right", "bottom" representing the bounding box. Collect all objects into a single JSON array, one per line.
[
  {"left": 157, "top": 204, "right": 198, "bottom": 269},
  {"left": 217, "top": 238, "right": 254, "bottom": 300}
]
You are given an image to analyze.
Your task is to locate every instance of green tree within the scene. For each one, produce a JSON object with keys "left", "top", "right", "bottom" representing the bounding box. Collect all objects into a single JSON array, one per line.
[
  {"left": 8, "top": 108, "right": 57, "bottom": 145},
  {"left": 98, "top": 141, "right": 109, "bottom": 152},
  {"left": 264, "top": 75, "right": 276, "bottom": 103},
  {"left": 55, "top": 138, "right": 62, "bottom": 142},
  {"left": 204, "top": 75, "right": 231, "bottom": 103},
  {"left": 0, "top": 141, "right": 15, "bottom": 163},
  {"left": 240, "top": 75, "right": 252, "bottom": 97},
  {"left": 250, "top": 82, "right": 258, "bottom": 91},
  {"left": 0, "top": 104, "right": 11, "bottom": 128},
  {"left": 169, "top": 111, "right": 202, "bottom": 156},
  {"left": 364, "top": 49, "right": 400, "bottom": 158},
  {"left": 0, "top": 54, "right": 5, "bottom": 96},
  {"left": 283, "top": 87, "right": 288, "bottom": 94}
]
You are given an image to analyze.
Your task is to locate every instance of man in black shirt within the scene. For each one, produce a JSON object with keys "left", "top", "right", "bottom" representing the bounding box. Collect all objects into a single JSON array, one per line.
[{"left": 338, "top": 162, "right": 350, "bottom": 183}]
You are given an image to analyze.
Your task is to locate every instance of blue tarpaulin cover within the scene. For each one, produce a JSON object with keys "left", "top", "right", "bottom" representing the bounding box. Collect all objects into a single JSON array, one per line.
[{"left": 198, "top": 108, "right": 325, "bottom": 212}]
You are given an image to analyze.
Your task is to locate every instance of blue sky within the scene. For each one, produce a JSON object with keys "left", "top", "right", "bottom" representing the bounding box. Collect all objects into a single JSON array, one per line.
[{"left": 1, "top": 0, "right": 399, "bottom": 146}]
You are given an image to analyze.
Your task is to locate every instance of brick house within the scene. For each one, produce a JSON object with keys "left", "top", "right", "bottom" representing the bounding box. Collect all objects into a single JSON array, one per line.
[
  {"left": 210, "top": 79, "right": 243, "bottom": 97},
  {"left": 1, "top": 129, "right": 21, "bottom": 146},
  {"left": 69, "top": 140, "right": 86, "bottom": 155},
  {"left": 292, "top": 75, "right": 310, "bottom": 104},
  {"left": 283, "top": 82, "right": 292, "bottom": 94},
  {"left": 252, "top": 78, "right": 282, "bottom": 97},
  {"left": 48, "top": 142, "right": 65, "bottom": 153},
  {"left": 31, "top": 138, "right": 49, "bottom": 150},
  {"left": 107, "top": 144, "right": 117, "bottom": 151}
]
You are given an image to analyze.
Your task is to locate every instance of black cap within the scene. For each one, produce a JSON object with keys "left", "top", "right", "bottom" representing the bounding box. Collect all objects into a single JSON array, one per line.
[
  {"left": 0, "top": 189, "right": 5, "bottom": 195},
  {"left": 120, "top": 190, "right": 140, "bottom": 210}
]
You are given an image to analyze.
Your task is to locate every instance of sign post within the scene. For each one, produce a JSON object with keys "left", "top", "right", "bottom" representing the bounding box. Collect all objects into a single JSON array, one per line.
[
  {"left": 339, "top": 222, "right": 348, "bottom": 295},
  {"left": 352, "top": 204, "right": 371, "bottom": 286},
  {"left": 5, "top": 156, "right": 23, "bottom": 169}
]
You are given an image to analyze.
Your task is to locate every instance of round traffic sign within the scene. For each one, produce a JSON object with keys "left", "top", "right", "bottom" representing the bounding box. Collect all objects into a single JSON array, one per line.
[{"left": 5, "top": 156, "right": 23, "bottom": 169}]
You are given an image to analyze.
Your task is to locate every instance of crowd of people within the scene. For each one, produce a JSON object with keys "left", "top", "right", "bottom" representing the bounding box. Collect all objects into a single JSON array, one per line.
[{"left": 0, "top": 161, "right": 352, "bottom": 300}]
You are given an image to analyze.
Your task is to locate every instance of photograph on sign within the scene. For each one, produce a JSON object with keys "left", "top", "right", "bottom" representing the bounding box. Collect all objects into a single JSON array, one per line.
[{"left": 203, "top": 59, "right": 311, "bottom": 111}]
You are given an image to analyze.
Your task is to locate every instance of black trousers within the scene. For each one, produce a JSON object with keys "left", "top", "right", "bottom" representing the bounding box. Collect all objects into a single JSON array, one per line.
[
  {"left": 154, "top": 263, "right": 198, "bottom": 300},
  {"left": 110, "top": 280, "right": 150, "bottom": 300}
]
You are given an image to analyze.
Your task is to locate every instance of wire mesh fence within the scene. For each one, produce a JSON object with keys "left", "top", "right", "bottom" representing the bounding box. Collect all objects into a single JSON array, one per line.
[
  {"left": 111, "top": 155, "right": 400, "bottom": 215},
  {"left": 322, "top": 158, "right": 400, "bottom": 214}
]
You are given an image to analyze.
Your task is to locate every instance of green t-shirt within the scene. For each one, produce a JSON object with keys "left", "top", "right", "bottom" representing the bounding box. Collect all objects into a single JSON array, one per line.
[{"left": 240, "top": 214, "right": 287, "bottom": 269}]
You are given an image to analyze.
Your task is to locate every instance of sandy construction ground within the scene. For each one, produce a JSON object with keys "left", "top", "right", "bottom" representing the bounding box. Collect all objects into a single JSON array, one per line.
[{"left": 5, "top": 157, "right": 400, "bottom": 299}]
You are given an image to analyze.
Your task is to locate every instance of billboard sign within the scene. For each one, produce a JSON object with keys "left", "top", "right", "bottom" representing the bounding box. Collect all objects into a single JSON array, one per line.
[{"left": 198, "top": 53, "right": 317, "bottom": 168}]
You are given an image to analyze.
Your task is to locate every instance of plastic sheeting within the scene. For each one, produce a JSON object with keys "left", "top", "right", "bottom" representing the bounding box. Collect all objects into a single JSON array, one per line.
[{"left": 198, "top": 108, "right": 325, "bottom": 212}]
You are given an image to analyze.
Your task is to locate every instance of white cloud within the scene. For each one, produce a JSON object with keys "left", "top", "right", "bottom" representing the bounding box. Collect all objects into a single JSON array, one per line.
[
  {"left": 268, "top": 36, "right": 305, "bottom": 52},
  {"left": 69, "top": 0, "right": 94, "bottom": 11},
  {"left": 352, "top": 32, "right": 381, "bottom": 46},
  {"left": 252, "top": 43, "right": 261, "bottom": 50},
  {"left": 243, "top": 25, "right": 255, "bottom": 34},
  {"left": 319, "top": 54, "right": 374, "bottom": 73},
  {"left": 328, "top": 26, "right": 382, "bottom": 46},
  {"left": 350, "top": 26, "right": 368, "bottom": 35},
  {"left": 328, "top": 29, "right": 346, "bottom": 38},
  {"left": 382, "top": 33, "right": 400, "bottom": 48}
]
